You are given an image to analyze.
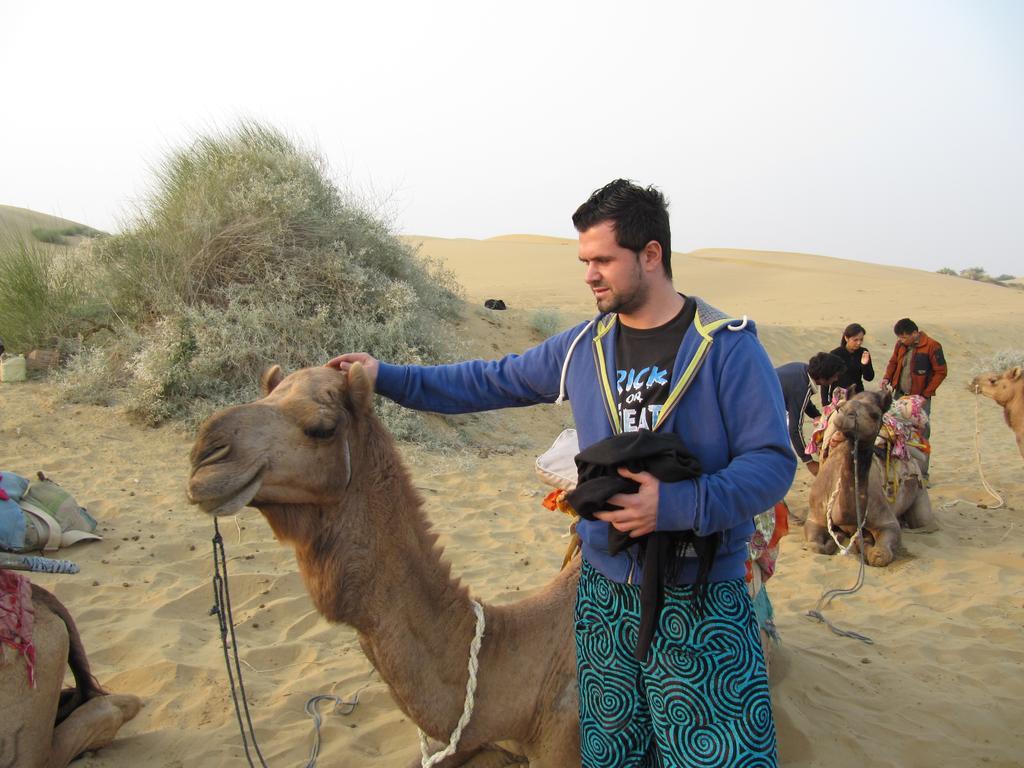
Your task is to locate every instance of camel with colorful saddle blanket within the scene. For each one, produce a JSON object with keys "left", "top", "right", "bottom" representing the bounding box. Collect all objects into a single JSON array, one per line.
[{"left": 805, "top": 389, "right": 937, "bottom": 567}]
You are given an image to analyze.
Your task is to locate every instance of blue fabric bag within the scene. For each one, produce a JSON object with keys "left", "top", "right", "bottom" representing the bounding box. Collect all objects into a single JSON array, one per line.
[{"left": 0, "top": 472, "right": 29, "bottom": 552}]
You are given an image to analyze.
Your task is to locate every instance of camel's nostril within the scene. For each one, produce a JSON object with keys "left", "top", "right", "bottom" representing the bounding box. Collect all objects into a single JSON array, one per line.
[{"left": 197, "top": 444, "right": 231, "bottom": 468}]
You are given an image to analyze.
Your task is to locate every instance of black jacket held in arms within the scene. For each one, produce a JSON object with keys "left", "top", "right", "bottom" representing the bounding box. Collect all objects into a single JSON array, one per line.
[{"left": 565, "top": 429, "right": 716, "bottom": 661}]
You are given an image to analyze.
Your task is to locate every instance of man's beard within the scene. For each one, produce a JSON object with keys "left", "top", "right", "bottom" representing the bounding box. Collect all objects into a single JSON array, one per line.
[{"left": 593, "top": 266, "right": 647, "bottom": 314}]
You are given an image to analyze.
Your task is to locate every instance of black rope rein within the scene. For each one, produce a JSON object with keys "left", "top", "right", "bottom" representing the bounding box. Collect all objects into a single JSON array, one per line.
[
  {"left": 211, "top": 517, "right": 270, "bottom": 768},
  {"left": 210, "top": 518, "right": 355, "bottom": 767}
]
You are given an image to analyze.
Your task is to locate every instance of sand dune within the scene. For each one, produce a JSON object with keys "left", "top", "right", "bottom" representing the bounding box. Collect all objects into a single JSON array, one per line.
[
  {"left": 0, "top": 204, "right": 99, "bottom": 245},
  {"left": 2, "top": 235, "right": 1022, "bottom": 766}
]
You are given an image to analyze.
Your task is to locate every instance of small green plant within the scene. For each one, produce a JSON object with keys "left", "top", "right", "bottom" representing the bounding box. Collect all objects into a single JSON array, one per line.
[
  {"left": 936, "top": 267, "right": 957, "bottom": 276},
  {"left": 31, "top": 227, "right": 68, "bottom": 245},
  {"left": 30, "top": 224, "right": 104, "bottom": 246},
  {"left": 529, "top": 307, "right": 564, "bottom": 339}
]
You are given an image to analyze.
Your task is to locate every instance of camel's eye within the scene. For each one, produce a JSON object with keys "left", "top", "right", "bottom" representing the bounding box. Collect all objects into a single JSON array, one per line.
[{"left": 304, "top": 424, "right": 337, "bottom": 440}]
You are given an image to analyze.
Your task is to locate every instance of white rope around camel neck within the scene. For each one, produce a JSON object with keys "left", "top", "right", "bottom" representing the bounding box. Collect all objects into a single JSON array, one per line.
[
  {"left": 825, "top": 474, "right": 861, "bottom": 555},
  {"left": 419, "top": 600, "right": 486, "bottom": 768}
]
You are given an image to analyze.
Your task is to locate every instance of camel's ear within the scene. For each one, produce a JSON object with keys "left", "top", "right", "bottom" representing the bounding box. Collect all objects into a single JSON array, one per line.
[
  {"left": 878, "top": 390, "right": 893, "bottom": 413},
  {"left": 346, "top": 362, "right": 374, "bottom": 413},
  {"left": 261, "top": 365, "right": 284, "bottom": 396},
  {"left": 1011, "top": 366, "right": 1022, "bottom": 381}
]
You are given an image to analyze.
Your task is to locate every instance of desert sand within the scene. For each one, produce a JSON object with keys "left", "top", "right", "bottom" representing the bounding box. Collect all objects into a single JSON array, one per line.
[{"left": 2, "top": 235, "right": 1022, "bottom": 767}]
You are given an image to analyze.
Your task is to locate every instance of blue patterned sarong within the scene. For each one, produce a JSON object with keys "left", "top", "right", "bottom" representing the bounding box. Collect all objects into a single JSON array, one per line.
[{"left": 575, "top": 559, "right": 777, "bottom": 767}]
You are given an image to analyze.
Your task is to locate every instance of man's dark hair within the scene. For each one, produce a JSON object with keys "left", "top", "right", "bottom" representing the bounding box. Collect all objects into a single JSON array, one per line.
[
  {"left": 893, "top": 318, "right": 919, "bottom": 335},
  {"left": 572, "top": 179, "right": 673, "bottom": 278},
  {"left": 807, "top": 352, "right": 846, "bottom": 382}
]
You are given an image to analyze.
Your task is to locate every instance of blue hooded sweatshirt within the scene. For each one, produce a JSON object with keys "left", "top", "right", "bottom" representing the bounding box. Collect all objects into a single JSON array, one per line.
[{"left": 375, "top": 297, "right": 796, "bottom": 586}]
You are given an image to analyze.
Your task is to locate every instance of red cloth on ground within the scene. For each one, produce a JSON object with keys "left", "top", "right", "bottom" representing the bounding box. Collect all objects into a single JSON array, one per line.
[{"left": 0, "top": 569, "right": 36, "bottom": 686}]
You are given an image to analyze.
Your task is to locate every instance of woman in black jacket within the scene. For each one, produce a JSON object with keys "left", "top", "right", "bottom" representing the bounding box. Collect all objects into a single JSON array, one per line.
[{"left": 824, "top": 323, "right": 875, "bottom": 403}]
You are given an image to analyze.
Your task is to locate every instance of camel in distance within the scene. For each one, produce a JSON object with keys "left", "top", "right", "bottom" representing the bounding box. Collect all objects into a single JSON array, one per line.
[{"left": 972, "top": 366, "right": 1024, "bottom": 461}]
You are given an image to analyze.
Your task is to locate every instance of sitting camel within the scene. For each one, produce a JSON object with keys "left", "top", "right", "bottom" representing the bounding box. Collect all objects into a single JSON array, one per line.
[
  {"left": 188, "top": 364, "right": 580, "bottom": 767},
  {"left": 0, "top": 582, "right": 142, "bottom": 768},
  {"left": 971, "top": 366, "right": 1024, "bottom": 461},
  {"left": 806, "top": 390, "right": 936, "bottom": 566}
]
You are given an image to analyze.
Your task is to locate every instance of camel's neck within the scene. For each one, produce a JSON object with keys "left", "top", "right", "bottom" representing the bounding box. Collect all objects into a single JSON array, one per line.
[
  {"left": 831, "top": 438, "right": 872, "bottom": 520},
  {"left": 262, "top": 421, "right": 487, "bottom": 738},
  {"left": 1002, "top": 388, "right": 1024, "bottom": 431},
  {"left": 840, "top": 434, "right": 874, "bottom": 477}
]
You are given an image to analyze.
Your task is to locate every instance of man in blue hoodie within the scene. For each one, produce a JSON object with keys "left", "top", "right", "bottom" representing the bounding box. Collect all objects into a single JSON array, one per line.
[{"left": 329, "top": 179, "right": 795, "bottom": 767}]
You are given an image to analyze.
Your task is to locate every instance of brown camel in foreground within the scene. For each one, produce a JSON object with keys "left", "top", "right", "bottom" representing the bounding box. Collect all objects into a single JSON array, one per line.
[
  {"left": 972, "top": 366, "right": 1024, "bottom": 461},
  {"left": 806, "top": 390, "right": 936, "bottom": 567},
  {"left": 187, "top": 364, "right": 580, "bottom": 767},
  {"left": 0, "top": 583, "right": 142, "bottom": 768}
]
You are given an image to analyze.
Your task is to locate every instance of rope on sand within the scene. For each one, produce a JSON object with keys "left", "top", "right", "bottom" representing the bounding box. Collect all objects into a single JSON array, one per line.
[
  {"left": 302, "top": 686, "right": 369, "bottom": 768},
  {"left": 941, "top": 396, "right": 1005, "bottom": 510},
  {"left": 419, "top": 600, "right": 486, "bottom": 768},
  {"left": 0, "top": 553, "right": 79, "bottom": 574},
  {"left": 211, "top": 518, "right": 366, "bottom": 768}
]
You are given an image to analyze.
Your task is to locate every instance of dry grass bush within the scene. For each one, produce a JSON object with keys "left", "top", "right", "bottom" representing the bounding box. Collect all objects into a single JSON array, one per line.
[
  {"left": 0, "top": 235, "right": 106, "bottom": 353},
  {"left": 529, "top": 307, "right": 564, "bottom": 339},
  {"left": 988, "top": 350, "right": 1024, "bottom": 371},
  {"left": 31, "top": 224, "right": 104, "bottom": 246},
  {"left": 54, "top": 345, "right": 125, "bottom": 406},
  {"left": 61, "top": 123, "right": 464, "bottom": 437}
]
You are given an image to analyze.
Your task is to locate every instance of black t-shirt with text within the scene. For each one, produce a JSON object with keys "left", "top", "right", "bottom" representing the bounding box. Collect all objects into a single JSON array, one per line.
[{"left": 614, "top": 296, "right": 696, "bottom": 432}]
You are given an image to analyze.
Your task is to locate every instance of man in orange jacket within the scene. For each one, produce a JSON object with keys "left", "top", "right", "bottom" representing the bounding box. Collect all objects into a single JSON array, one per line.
[{"left": 880, "top": 317, "right": 947, "bottom": 480}]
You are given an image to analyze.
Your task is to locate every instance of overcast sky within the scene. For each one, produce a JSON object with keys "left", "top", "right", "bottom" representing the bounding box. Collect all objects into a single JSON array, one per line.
[{"left": 1, "top": 1, "right": 1020, "bottom": 275}]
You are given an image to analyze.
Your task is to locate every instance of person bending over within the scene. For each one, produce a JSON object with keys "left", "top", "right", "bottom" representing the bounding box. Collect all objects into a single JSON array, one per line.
[{"left": 775, "top": 352, "right": 845, "bottom": 476}]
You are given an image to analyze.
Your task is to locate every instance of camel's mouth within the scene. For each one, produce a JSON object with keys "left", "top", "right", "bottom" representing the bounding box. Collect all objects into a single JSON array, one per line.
[{"left": 188, "top": 470, "right": 264, "bottom": 517}]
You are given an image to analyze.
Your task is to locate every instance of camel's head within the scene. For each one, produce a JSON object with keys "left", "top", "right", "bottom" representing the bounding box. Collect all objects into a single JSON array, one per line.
[
  {"left": 830, "top": 389, "right": 891, "bottom": 445},
  {"left": 971, "top": 367, "right": 1021, "bottom": 406},
  {"left": 187, "top": 364, "right": 374, "bottom": 517}
]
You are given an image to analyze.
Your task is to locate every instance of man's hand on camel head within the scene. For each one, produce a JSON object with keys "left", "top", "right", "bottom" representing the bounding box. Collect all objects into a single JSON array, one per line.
[{"left": 326, "top": 352, "right": 380, "bottom": 388}]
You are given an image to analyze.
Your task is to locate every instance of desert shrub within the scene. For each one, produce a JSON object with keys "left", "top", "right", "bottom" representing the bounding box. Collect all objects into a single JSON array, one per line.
[
  {"left": 31, "top": 227, "right": 68, "bottom": 245},
  {"left": 988, "top": 350, "right": 1024, "bottom": 371},
  {"left": 529, "top": 307, "right": 564, "bottom": 339},
  {"left": 62, "top": 122, "right": 464, "bottom": 435},
  {"left": 54, "top": 345, "right": 123, "bottom": 406},
  {"left": 0, "top": 235, "right": 105, "bottom": 353},
  {"left": 30, "top": 224, "right": 104, "bottom": 246},
  {"left": 936, "top": 267, "right": 957, "bottom": 276},
  {"left": 960, "top": 266, "right": 989, "bottom": 281},
  {"left": 993, "top": 274, "right": 1015, "bottom": 283}
]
